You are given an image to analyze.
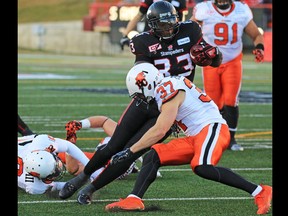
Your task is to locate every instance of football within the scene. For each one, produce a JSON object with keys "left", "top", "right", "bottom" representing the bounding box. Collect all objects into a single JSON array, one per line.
[{"left": 190, "top": 43, "right": 214, "bottom": 67}]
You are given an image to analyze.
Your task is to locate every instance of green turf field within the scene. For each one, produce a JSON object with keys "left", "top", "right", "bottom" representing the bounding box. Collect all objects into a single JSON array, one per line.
[{"left": 18, "top": 53, "right": 272, "bottom": 216}]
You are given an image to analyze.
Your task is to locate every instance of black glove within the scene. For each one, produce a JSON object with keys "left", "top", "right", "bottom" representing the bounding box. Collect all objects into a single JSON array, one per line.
[
  {"left": 110, "top": 148, "right": 133, "bottom": 165},
  {"left": 119, "top": 36, "right": 130, "bottom": 50}
]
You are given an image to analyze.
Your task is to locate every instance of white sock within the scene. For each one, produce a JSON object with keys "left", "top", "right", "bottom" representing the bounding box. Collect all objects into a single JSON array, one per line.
[
  {"left": 127, "top": 194, "right": 141, "bottom": 199},
  {"left": 252, "top": 185, "right": 263, "bottom": 197}
]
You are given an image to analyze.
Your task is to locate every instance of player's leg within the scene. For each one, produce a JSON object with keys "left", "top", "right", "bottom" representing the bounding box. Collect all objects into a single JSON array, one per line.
[
  {"left": 105, "top": 137, "right": 193, "bottom": 211},
  {"left": 221, "top": 54, "right": 243, "bottom": 151},
  {"left": 76, "top": 113, "right": 173, "bottom": 205},
  {"left": 192, "top": 123, "right": 272, "bottom": 214},
  {"left": 59, "top": 98, "right": 160, "bottom": 199},
  {"left": 18, "top": 114, "right": 34, "bottom": 136}
]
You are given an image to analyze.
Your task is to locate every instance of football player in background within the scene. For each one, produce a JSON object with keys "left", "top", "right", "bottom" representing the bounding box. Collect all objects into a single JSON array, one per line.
[
  {"left": 191, "top": 0, "right": 265, "bottom": 151},
  {"left": 105, "top": 63, "right": 272, "bottom": 215},
  {"left": 18, "top": 114, "right": 34, "bottom": 136},
  {"left": 120, "top": 0, "right": 187, "bottom": 50},
  {"left": 59, "top": 1, "right": 222, "bottom": 205}
]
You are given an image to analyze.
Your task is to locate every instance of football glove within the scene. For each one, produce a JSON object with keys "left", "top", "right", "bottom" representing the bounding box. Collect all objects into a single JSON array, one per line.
[
  {"left": 252, "top": 44, "right": 264, "bottom": 63},
  {"left": 190, "top": 42, "right": 218, "bottom": 66},
  {"left": 119, "top": 36, "right": 130, "bottom": 50},
  {"left": 65, "top": 120, "right": 82, "bottom": 144},
  {"left": 110, "top": 148, "right": 133, "bottom": 165}
]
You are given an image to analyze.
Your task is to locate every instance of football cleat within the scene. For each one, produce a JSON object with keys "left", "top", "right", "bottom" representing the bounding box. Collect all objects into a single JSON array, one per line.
[
  {"left": 228, "top": 138, "right": 244, "bottom": 151},
  {"left": 105, "top": 197, "right": 145, "bottom": 212},
  {"left": 77, "top": 193, "right": 92, "bottom": 205},
  {"left": 254, "top": 184, "right": 272, "bottom": 215}
]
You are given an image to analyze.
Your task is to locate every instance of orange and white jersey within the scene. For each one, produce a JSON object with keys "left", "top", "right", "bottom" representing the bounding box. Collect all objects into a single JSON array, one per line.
[
  {"left": 193, "top": 1, "right": 252, "bottom": 63},
  {"left": 18, "top": 134, "right": 89, "bottom": 194},
  {"left": 155, "top": 76, "right": 226, "bottom": 136}
]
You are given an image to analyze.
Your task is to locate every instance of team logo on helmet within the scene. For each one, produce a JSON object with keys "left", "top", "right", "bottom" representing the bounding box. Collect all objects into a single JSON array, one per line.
[{"left": 135, "top": 72, "right": 148, "bottom": 89}]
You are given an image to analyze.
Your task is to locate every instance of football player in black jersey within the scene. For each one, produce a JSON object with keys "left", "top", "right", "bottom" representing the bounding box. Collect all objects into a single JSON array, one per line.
[
  {"left": 120, "top": 0, "right": 187, "bottom": 50},
  {"left": 59, "top": 1, "right": 222, "bottom": 205}
]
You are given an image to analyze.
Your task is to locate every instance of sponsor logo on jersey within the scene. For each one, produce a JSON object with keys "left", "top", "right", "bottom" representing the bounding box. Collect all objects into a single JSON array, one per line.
[
  {"left": 177, "top": 37, "right": 190, "bottom": 46},
  {"left": 148, "top": 43, "right": 162, "bottom": 52},
  {"left": 160, "top": 48, "right": 184, "bottom": 56}
]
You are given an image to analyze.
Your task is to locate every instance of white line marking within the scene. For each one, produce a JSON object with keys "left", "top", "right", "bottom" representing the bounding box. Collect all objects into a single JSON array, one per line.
[{"left": 18, "top": 196, "right": 253, "bottom": 204}]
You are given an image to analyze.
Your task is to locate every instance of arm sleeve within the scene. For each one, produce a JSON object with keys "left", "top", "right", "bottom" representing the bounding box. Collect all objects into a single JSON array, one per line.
[{"left": 54, "top": 138, "right": 89, "bottom": 166}]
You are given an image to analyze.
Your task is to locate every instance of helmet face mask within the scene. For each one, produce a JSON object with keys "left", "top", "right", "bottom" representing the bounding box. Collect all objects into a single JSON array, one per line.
[
  {"left": 24, "top": 150, "right": 66, "bottom": 183},
  {"left": 126, "top": 63, "right": 164, "bottom": 103},
  {"left": 147, "top": 1, "right": 179, "bottom": 40},
  {"left": 213, "top": 0, "right": 233, "bottom": 10}
]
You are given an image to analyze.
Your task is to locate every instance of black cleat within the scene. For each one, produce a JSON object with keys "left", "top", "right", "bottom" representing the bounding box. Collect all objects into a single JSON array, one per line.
[{"left": 77, "top": 193, "right": 92, "bottom": 205}]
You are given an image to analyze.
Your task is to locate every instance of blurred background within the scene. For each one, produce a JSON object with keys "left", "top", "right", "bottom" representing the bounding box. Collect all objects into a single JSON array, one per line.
[{"left": 18, "top": 0, "right": 272, "bottom": 61}]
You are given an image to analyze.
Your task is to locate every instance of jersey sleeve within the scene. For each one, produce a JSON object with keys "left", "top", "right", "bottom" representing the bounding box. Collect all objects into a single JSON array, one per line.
[
  {"left": 24, "top": 179, "right": 51, "bottom": 194},
  {"left": 55, "top": 138, "right": 89, "bottom": 166},
  {"left": 242, "top": 2, "right": 253, "bottom": 26},
  {"left": 193, "top": 2, "right": 209, "bottom": 21},
  {"left": 130, "top": 33, "right": 155, "bottom": 63}
]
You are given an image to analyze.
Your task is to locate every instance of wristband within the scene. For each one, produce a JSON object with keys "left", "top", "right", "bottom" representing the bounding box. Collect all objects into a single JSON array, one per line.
[{"left": 255, "top": 43, "right": 264, "bottom": 51}]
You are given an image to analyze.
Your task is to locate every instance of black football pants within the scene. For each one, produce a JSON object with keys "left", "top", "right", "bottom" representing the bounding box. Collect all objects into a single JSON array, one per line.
[{"left": 83, "top": 97, "right": 172, "bottom": 190}]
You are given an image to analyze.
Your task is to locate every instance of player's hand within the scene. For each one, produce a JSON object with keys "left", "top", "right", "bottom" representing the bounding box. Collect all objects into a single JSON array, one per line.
[
  {"left": 252, "top": 48, "right": 264, "bottom": 63},
  {"left": 110, "top": 148, "right": 133, "bottom": 165},
  {"left": 190, "top": 42, "right": 217, "bottom": 66},
  {"left": 45, "top": 185, "right": 60, "bottom": 198},
  {"left": 120, "top": 36, "right": 130, "bottom": 50}
]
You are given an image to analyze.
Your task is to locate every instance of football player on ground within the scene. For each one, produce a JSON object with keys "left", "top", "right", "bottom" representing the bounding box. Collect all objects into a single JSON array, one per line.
[
  {"left": 120, "top": 0, "right": 187, "bottom": 50},
  {"left": 18, "top": 115, "right": 136, "bottom": 195},
  {"left": 105, "top": 63, "right": 272, "bottom": 215},
  {"left": 59, "top": 1, "right": 222, "bottom": 205},
  {"left": 190, "top": 0, "right": 265, "bottom": 151},
  {"left": 18, "top": 134, "right": 93, "bottom": 195}
]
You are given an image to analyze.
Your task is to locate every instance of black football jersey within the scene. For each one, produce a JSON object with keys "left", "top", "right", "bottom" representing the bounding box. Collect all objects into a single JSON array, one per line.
[{"left": 129, "top": 20, "right": 202, "bottom": 81}]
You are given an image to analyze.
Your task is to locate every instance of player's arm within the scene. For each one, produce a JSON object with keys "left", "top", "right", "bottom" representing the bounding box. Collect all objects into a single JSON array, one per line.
[
  {"left": 85, "top": 116, "right": 117, "bottom": 137},
  {"left": 191, "top": 38, "right": 223, "bottom": 67},
  {"left": 244, "top": 19, "right": 265, "bottom": 62},
  {"left": 110, "top": 91, "right": 185, "bottom": 165},
  {"left": 131, "top": 90, "right": 185, "bottom": 153},
  {"left": 122, "top": 11, "right": 144, "bottom": 37}
]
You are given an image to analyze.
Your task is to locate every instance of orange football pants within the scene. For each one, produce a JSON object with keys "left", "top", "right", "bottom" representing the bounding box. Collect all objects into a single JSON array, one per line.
[
  {"left": 202, "top": 53, "right": 243, "bottom": 109},
  {"left": 152, "top": 123, "right": 230, "bottom": 171}
]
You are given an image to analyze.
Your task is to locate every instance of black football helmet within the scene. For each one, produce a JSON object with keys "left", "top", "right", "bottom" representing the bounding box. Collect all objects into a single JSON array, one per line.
[
  {"left": 213, "top": 0, "right": 233, "bottom": 10},
  {"left": 146, "top": 1, "right": 179, "bottom": 40}
]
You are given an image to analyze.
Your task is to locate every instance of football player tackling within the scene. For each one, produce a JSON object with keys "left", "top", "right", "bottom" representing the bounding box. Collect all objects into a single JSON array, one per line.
[{"left": 105, "top": 63, "right": 272, "bottom": 215}]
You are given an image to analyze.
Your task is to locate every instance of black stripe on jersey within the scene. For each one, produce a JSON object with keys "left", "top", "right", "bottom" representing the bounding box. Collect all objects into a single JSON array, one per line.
[
  {"left": 25, "top": 174, "right": 35, "bottom": 183},
  {"left": 203, "top": 123, "right": 218, "bottom": 165}
]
